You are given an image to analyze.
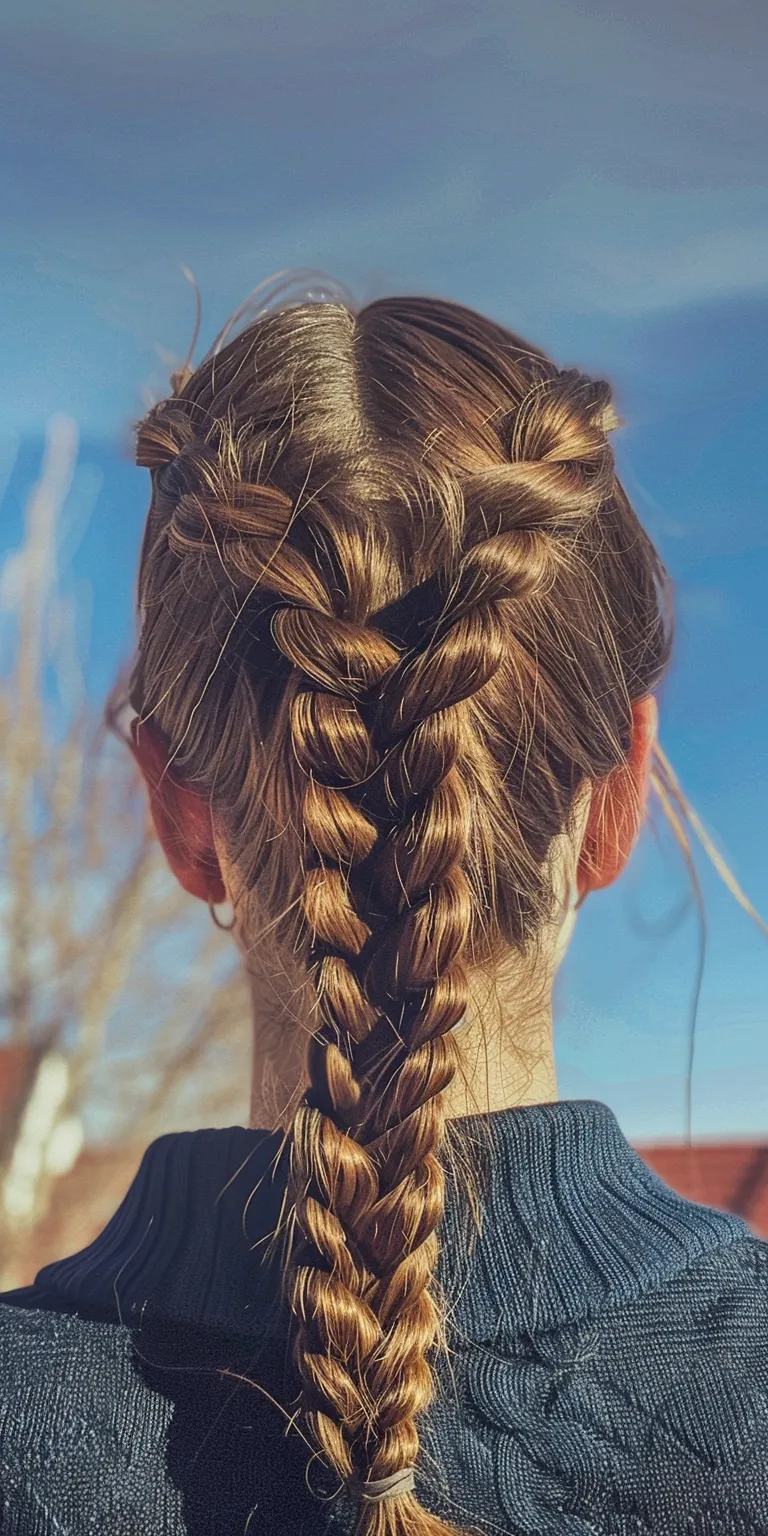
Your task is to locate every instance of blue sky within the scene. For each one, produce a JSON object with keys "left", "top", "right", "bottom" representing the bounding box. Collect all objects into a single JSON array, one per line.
[{"left": 1, "top": 0, "right": 766, "bottom": 1139}]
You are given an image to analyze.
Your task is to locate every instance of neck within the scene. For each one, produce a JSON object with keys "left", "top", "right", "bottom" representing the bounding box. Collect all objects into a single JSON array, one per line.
[
  {"left": 232, "top": 789, "right": 583, "bottom": 1132},
  {"left": 246, "top": 956, "right": 558, "bottom": 1130},
  {"left": 443, "top": 961, "right": 558, "bottom": 1119}
]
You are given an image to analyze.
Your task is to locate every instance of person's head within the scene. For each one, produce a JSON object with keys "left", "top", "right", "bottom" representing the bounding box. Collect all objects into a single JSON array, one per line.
[{"left": 126, "top": 286, "right": 671, "bottom": 1535}]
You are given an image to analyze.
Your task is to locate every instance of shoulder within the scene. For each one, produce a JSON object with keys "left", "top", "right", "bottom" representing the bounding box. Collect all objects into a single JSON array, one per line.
[
  {"left": 599, "top": 1227, "right": 768, "bottom": 1377},
  {"left": 0, "top": 1299, "right": 334, "bottom": 1536},
  {"left": 0, "top": 1295, "right": 139, "bottom": 1378},
  {"left": 425, "top": 1235, "right": 768, "bottom": 1535},
  {"left": 0, "top": 1300, "right": 184, "bottom": 1534},
  {"left": 0, "top": 1296, "right": 160, "bottom": 1446}
]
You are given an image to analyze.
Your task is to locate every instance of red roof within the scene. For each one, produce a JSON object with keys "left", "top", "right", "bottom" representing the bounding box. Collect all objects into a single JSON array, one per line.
[
  {"left": 635, "top": 1141, "right": 768, "bottom": 1238},
  {"left": 0, "top": 1043, "right": 35, "bottom": 1118}
]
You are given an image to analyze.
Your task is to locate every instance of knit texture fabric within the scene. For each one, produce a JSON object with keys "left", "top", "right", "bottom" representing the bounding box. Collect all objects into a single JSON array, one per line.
[{"left": 0, "top": 1097, "right": 767, "bottom": 1534}]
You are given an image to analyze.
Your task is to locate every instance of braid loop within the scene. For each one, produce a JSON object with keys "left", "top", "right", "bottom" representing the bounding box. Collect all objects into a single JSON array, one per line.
[{"left": 128, "top": 305, "right": 672, "bottom": 1536}]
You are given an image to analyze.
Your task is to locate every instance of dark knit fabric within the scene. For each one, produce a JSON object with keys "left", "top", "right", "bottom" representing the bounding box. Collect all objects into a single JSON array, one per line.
[{"left": 1, "top": 1097, "right": 767, "bottom": 1534}]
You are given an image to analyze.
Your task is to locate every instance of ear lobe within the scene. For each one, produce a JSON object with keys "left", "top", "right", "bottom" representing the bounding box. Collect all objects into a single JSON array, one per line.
[
  {"left": 128, "top": 718, "right": 227, "bottom": 905},
  {"left": 577, "top": 696, "right": 658, "bottom": 897}
]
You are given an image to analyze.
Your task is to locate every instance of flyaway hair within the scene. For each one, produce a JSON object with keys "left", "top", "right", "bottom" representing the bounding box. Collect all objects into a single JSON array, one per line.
[{"left": 130, "top": 290, "right": 672, "bottom": 1534}]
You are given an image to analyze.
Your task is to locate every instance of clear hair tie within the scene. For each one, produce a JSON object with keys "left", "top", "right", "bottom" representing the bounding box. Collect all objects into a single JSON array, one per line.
[{"left": 351, "top": 1467, "right": 416, "bottom": 1504}]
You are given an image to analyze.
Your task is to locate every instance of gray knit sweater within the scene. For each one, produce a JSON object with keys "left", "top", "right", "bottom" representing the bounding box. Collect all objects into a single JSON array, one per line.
[{"left": 1, "top": 1098, "right": 767, "bottom": 1534}]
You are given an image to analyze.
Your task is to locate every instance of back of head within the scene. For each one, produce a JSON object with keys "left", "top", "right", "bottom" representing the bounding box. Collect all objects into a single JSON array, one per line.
[{"left": 131, "top": 290, "right": 672, "bottom": 1535}]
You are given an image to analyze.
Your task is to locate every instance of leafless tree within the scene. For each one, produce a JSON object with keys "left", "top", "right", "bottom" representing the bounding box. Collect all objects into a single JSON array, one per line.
[{"left": 0, "top": 419, "right": 250, "bottom": 1289}]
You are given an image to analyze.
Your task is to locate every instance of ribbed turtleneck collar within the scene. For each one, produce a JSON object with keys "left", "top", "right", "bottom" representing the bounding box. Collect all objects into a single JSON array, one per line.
[{"left": 22, "top": 1099, "right": 751, "bottom": 1343}]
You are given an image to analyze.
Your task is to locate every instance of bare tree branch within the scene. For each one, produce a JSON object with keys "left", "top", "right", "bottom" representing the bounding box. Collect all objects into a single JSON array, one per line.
[{"left": 0, "top": 422, "right": 248, "bottom": 1287}]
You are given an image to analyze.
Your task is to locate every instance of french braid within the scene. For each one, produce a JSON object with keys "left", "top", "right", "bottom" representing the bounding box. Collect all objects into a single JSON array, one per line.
[{"left": 131, "top": 293, "right": 673, "bottom": 1535}]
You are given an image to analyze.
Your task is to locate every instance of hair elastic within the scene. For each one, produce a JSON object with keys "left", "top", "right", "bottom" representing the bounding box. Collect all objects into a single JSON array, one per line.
[{"left": 351, "top": 1467, "right": 416, "bottom": 1504}]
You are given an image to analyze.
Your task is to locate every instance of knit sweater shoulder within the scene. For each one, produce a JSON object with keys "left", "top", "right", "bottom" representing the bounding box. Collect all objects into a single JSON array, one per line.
[{"left": 1, "top": 1098, "right": 767, "bottom": 1536}]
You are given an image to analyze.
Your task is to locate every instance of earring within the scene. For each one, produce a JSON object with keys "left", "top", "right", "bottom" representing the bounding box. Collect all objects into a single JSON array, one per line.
[{"left": 208, "top": 894, "right": 236, "bottom": 931}]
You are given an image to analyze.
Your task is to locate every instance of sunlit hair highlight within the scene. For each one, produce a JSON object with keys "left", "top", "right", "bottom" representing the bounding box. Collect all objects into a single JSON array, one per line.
[{"left": 130, "top": 282, "right": 674, "bottom": 1534}]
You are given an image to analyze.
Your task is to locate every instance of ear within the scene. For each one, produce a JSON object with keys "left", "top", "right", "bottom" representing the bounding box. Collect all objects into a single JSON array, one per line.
[
  {"left": 577, "top": 695, "right": 658, "bottom": 898},
  {"left": 127, "top": 717, "right": 227, "bottom": 905}
]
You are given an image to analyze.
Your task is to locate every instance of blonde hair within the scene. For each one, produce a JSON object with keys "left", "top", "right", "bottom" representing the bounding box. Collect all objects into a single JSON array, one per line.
[{"left": 130, "top": 287, "right": 675, "bottom": 1534}]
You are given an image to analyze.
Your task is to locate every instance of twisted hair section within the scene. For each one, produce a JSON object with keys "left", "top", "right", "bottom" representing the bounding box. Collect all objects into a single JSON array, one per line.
[{"left": 130, "top": 295, "right": 673, "bottom": 1534}]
